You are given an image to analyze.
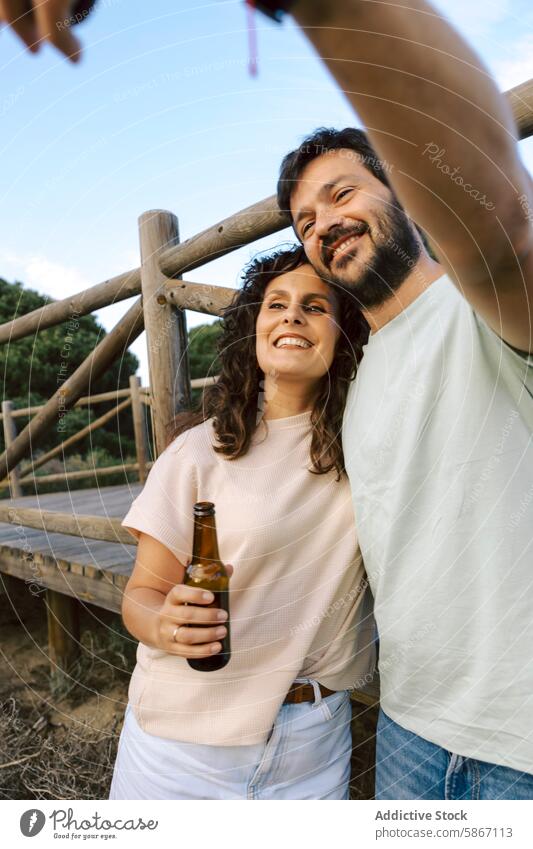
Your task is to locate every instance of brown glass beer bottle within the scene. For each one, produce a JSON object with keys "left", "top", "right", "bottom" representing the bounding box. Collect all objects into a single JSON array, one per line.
[{"left": 184, "top": 502, "right": 231, "bottom": 672}]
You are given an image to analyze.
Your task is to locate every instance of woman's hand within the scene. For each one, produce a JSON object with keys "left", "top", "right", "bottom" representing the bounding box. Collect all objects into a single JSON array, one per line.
[{"left": 155, "top": 569, "right": 232, "bottom": 659}]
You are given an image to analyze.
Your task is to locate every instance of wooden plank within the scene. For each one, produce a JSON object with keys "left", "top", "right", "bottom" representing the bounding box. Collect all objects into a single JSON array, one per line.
[
  {"left": 18, "top": 461, "right": 145, "bottom": 486},
  {"left": 0, "top": 545, "right": 123, "bottom": 612}
]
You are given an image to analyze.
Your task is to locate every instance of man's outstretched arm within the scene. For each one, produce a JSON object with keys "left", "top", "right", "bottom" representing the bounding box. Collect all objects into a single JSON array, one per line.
[{"left": 292, "top": 0, "right": 533, "bottom": 352}]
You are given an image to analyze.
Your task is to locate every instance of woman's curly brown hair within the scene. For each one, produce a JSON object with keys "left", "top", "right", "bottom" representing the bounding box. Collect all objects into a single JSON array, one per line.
[{"left": 168, "top": 245, "right": 369, "bottom": 479}]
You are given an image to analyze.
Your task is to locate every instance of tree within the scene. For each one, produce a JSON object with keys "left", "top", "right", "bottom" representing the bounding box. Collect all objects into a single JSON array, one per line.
[
  {"left": 187, "top": 322, "right": 222, "bottom": 380},
  {"left": 0, "top": 277, "right": 139, "bottom": 459}
]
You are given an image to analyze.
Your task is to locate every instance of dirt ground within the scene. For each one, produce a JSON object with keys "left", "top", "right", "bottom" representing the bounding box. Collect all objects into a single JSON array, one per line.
[{"left": 0, "top": 575, "right": 377, "bottom": 800}]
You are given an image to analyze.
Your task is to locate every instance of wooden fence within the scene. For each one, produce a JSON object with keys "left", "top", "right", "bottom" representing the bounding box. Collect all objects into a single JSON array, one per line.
[{"left": 0, "top": 77, "right": 531, "bottom": 679}]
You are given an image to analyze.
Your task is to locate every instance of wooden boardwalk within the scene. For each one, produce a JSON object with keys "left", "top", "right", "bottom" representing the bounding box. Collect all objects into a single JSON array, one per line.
[{"left": 0, "top": 484, "right": 141, "bottom": 613}]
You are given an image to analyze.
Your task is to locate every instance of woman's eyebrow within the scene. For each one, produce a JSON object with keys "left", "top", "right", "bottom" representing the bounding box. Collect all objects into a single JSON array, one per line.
[{"left": 267, "top": 289, "right": 333, "bottom": 303}]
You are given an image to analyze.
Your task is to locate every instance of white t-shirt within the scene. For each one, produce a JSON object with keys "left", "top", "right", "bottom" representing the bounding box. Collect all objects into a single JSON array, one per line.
[
  {"left": 122, "top": 412, "right": 377, "bottom": 746},
  {"left": 343, "top": 274, "right": 533, "bottom": 773}
]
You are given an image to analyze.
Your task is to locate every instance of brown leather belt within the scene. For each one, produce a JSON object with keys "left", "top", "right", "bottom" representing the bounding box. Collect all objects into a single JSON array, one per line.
[{"left": 283, "top": 682, "right": 337, "bottom": 705}]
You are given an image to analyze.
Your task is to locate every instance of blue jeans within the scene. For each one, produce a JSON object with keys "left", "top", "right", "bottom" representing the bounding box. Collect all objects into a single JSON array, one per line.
[
  {"left": 110, "top": 680, "right": 352, "bottom": 800},
  {"left": 376, "top": 709, "right": 533, "bottom": 800}
]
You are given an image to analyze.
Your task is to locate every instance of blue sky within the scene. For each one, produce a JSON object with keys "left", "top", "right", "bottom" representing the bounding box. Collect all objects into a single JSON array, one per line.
[{"left": 1, "top": 0, "right": 532, "bottom": 384}]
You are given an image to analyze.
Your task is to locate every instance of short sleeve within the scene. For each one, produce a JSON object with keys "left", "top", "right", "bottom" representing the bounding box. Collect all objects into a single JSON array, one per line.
[{"left": 121, "top": 431, "right": 197, "bottom": 562}]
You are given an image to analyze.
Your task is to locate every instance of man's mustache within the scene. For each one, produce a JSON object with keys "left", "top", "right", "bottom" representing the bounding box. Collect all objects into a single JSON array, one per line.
[{"left": 320, "top": 222, "right": 370, "bottom": 267}]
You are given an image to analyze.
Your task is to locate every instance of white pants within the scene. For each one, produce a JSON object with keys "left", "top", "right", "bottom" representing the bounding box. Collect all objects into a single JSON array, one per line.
[{"left": 109, "top": 680, "right": 352, "bottom": 800}]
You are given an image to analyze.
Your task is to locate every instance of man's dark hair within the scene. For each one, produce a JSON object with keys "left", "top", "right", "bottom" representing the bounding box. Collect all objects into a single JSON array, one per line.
[
  {"left": 277, "top": 126, "right": 432, "bottom": 254},
  {"left": 277, "top": 127, "right": 391, "bottom": 217}
]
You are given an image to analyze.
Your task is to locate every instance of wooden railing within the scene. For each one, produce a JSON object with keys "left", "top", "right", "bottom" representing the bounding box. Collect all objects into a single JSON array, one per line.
[{"left": 0, "top": 375, "right": 214, "bottom": 496}]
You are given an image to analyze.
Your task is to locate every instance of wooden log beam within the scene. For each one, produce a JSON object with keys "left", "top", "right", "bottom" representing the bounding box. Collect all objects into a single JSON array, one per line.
[
  {"left": 46, "top": 588, "right": 81, "bottom": 682},
  {"left": 7, "top": 387, "right": 137, "bottom": 419},
  {"left": 0, "top": 268, "right": 141, "bottom": 345},
  {"left": 130, "top": 375, "right": 150, "bottom": 484},
  {"left": 0, "top": 299, "right": 144, "bottom": 483},
  {"left": 159, "top": 195, "right": 289, "bottom": 279},
  {"left": 139, "top": 210, "right": 192, "bottom": 456},
  {"left": 1, "top": 401, "right": 22, "bottom": 498},
  {"left": 17, "top": 461, "right": 150, "bottom": 486},
  {"left": 509, "top": 78, "right": 533, "bottom": 141},
  {"left": 19, "top": 396, "right": 132, "bottom": 478},
  {"left": 0, "top": 503, "right": 136, "bottom": 545},
  {"left": 163, "top": 279, "right": 235, "bottom": 316}
]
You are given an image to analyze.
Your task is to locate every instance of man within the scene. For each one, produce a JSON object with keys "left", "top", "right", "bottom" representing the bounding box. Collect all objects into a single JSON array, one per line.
[{"left": 269, "top": 1, "right": 533, "bottom": 800}]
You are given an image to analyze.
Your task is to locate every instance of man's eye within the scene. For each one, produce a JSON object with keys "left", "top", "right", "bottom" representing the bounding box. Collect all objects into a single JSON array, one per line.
[
  {"left": 301, "top": 221, "right": 314, "bottom": 238},
  {"left": 336, "top": 188, "right": 353, "bottom": 202}
]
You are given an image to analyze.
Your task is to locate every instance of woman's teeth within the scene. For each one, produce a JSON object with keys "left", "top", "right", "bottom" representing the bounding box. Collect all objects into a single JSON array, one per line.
[{"left": 274, "top": 337, "right": 312, "bottom": 349}]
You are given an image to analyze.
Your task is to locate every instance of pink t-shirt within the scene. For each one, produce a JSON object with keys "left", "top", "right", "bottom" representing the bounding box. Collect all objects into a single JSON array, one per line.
[{"left": 121, "top": 412, "right": 377, "bottom": 746}]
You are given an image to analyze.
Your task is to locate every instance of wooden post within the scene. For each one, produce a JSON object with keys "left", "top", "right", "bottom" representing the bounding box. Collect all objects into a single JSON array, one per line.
[
  {"left": 1, "top": 401, "right": 22, "bottom": 498},
  {"left": 129, "top": 375, "right": 150, "bottom": 483},
  {"left": 138, "top": 210, "right": 192, "bottom": 457},
  {"left": 45, "top": 589, "right": 80, "bottom": 685}
]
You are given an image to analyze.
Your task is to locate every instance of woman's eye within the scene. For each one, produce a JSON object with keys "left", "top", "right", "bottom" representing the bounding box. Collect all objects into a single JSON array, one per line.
[
  {"left": 304, "top": 304, "right": 325, "bottom": 314},
  {"left": 268, "top": 302, "right": 285, "bottom": 309}
]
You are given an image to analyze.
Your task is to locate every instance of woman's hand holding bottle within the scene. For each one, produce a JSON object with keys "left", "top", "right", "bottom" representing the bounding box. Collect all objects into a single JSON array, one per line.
[{"left": 156, "top": 567, "right": 232, "bottom": 659}]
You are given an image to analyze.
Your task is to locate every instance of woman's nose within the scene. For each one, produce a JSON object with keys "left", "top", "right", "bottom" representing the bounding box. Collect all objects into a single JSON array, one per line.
[{"left": 283, "top": 308, "right": 304, "bottom": 324}]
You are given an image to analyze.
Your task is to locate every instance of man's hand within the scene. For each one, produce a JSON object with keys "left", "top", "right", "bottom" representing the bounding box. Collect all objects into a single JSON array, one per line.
[
  {"left": 155, "top": 580, "right": 231, "bottom": 659},
  {"left": 0, "top": 0, "right": 92, "bottom": 62}
]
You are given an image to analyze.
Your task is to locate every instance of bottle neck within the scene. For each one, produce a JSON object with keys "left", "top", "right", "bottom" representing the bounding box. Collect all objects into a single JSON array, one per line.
[{"left": 192, "top": 512, "right": 221, "bottom": 564}]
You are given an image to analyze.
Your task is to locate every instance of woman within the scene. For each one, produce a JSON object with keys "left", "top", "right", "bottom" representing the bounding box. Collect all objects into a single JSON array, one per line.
[{"left": 110, "top": 245, "right": 376, "bottom": 800}]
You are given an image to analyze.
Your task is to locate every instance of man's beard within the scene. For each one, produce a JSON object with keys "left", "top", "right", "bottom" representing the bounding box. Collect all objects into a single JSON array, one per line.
[{"left": 318, "top": 202, "right": 422, "bottom": 310}]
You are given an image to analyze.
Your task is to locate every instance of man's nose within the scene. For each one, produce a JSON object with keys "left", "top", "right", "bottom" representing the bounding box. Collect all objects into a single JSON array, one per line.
[{"left": 314, "top": 209, "right": 343, "bottom": 237}]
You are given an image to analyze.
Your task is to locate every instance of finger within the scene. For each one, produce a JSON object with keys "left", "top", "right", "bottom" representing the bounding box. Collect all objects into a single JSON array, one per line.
[
  {"left": 225, "top": 563, "right": 234, "bottom": 577},
  {"left": 172, "top": 604, "right": 228, "bottom": 626},
  {"left": 171, "top": 624, "right": 227, "bottom": 646},
  {"left": 169, "top": 641, "right": 223, "bottom": 659},
  {"left": 169, "top": 584, "right": 216, "bottom": 606},
  {"left": 33, "top": 0, "right": 82, "bottom": 62},
  {"left": 0, "top": 0, "right": 40, "bottom": 51}
]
